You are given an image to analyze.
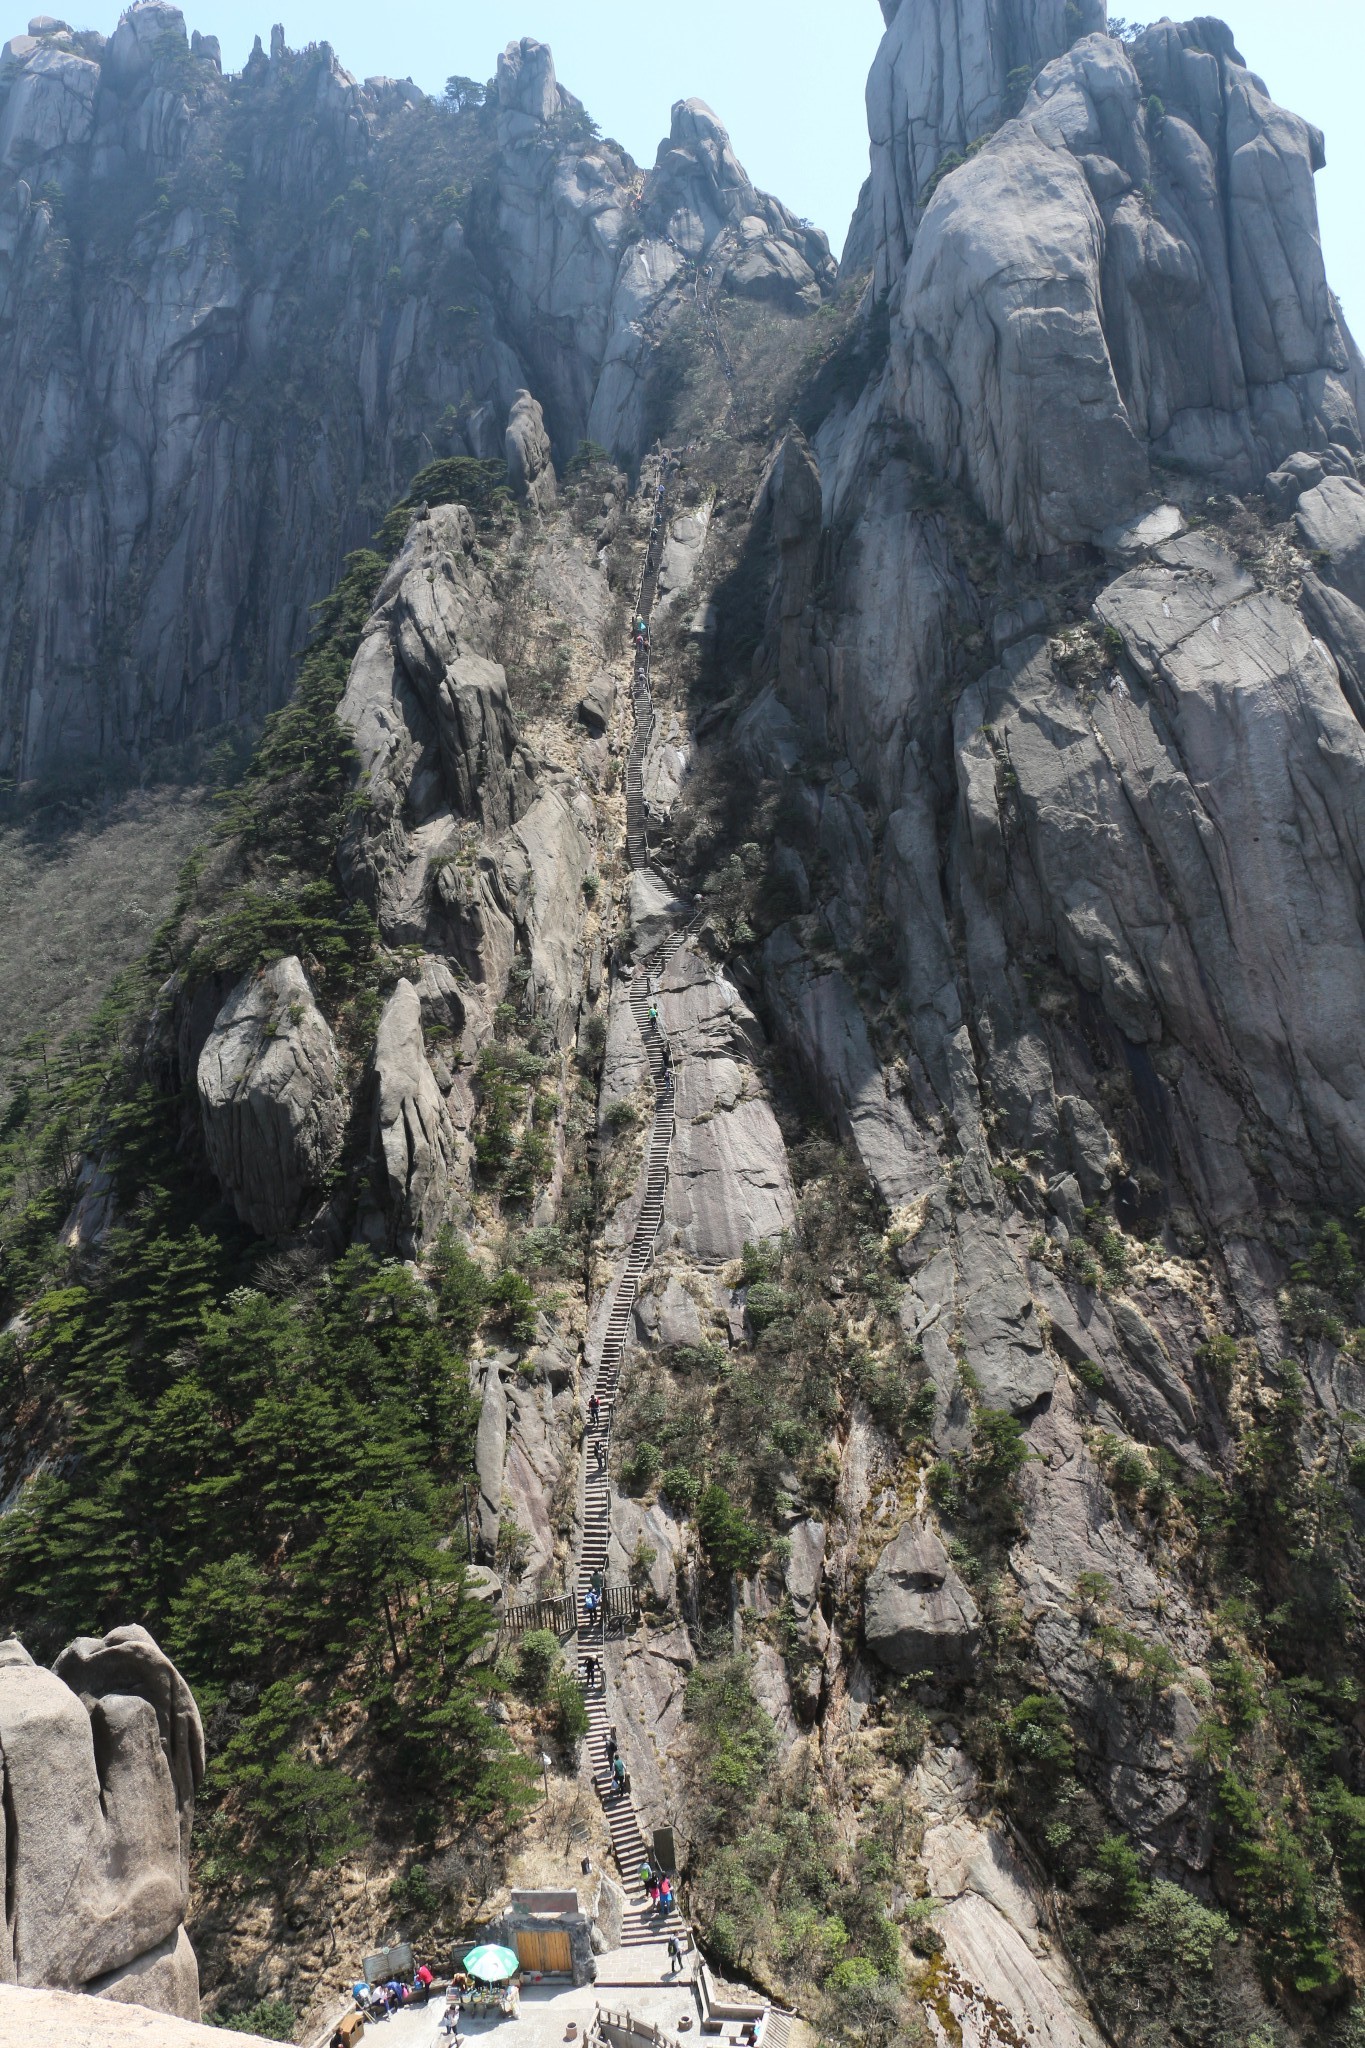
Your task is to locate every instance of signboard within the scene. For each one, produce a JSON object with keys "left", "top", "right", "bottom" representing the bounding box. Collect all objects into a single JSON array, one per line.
[
  {"left": 651, "top": 1827, "right": 677, "bottom": 1875},
  {"left": 363, "top": 1943, "right": 415, "bottom": 1983}
]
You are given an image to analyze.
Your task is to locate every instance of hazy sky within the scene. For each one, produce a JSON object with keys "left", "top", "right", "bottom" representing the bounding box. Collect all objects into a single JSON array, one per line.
[{"left": 83, "top": 1, "right": 1365, "bottom": 327}]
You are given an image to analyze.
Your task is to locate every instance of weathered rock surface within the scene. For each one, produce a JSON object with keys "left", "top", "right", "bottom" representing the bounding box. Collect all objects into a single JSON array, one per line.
[
  {"left": 659, "top": 948, "right": 795, "bottom": 1262},
  {"left": 891, "top": 25, "right": 1360, "bottom": 554},
  {"left": 0, "top": 12, "right": 829, "bottom": 778},
  {"left": 337, "top": 494, "right": 605, "bottom": 1083},
  {"left": 764, "top": 927, "right": 940, "bottom": 1206},
  {"left": 504, "top": 389, "right": 557, "bottom": 512},
  {"left": 196, "top": 956, "right": 345, "bottom": 1240},
  {"left": 366, "top": 977, "right": 455, "bottom": 1253},
  {"left": 0, "top": 1983, "right": 260, "bottom": 2045},
  {"left": 0, "top": 1628, "right": 204, "bottom": 2018},
  {"left": 959, "top": 532, "right": 1365, "bottom": 1197},
  {"left": 863, "top": 1518, "right": 979, "bottom": 1673},
  {"left": 642, "top": 97, "right": 834, "bottom": 308},
  {"left": 865, "top": 0, "right": 1104, "bottom": 296},
  {"left": 1297, "top": 472, "right": 1365, "bottom": 608}
]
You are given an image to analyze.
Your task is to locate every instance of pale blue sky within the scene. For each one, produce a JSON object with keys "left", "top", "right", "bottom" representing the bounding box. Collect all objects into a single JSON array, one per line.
[{"left": 70, "top": 2, "right": 1365, "bottom": 325}]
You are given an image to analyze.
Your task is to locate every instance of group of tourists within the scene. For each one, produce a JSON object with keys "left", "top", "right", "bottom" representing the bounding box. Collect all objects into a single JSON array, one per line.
[
  {"left": 344, "top": 1962, "right": 435, "bottom": 2030},
  {"left": 638, "top": 1860, "right": 676, "bottom": 1917},
  {"left": 604, "top": 1725, "right": 632, "bottom": 1796}
]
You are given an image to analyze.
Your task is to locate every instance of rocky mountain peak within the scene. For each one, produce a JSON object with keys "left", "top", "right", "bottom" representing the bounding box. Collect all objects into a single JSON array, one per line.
[
  {"left": 865, "top": 0, "right": 1107, "bottom": 293},
  {"left": 495, "top": 34, "right": 567, "bottom": 135},
  {"left": 8, "top": 6, "right": 1365, "bottom": 2048}
]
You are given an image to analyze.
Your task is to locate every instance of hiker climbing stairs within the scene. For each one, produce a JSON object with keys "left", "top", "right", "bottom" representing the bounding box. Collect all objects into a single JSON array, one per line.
[{"left": 574, "top": 455, "right": 686, "bottom": 1951}]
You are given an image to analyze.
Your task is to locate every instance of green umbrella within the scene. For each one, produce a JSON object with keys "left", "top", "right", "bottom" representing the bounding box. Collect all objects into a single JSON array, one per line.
[{"left": 463, "top": 1945, "right": 521, "bottom": 1983}]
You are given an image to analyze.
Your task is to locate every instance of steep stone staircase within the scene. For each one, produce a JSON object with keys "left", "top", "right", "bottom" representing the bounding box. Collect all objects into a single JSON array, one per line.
[{"left": 576, "top": 457, "right": 686, "bottom": 1954}]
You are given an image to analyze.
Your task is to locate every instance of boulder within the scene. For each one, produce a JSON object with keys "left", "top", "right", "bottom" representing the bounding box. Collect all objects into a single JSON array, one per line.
[
  {"left": 577, "top": 670, "right": 615, "bottom": 735},
  {"left": 196, "top": 956, "right": 345, "bottom": 1240},
  {"left": 496, "top": 36, "right": 561, "bottom": 129},
  {"left": 505, "top": 389, "right": 557, "bottom": 512},
  {"left": 0, "top": 1628, "right": 204, "bottom": 2018},
  {"left": 1297, "top": 474, "right": 1365, "bottom": 610},
  {"left": 895, "top": 103, "right": 1149, "bottom": 557},
  {"left": 864, "top": 1519, "right": 980, "bottom": 1674},
  {"left": 1265, "top": 449, "right": 1326, "bottom": 515},
  {"left": 368, "top": 977, "right": 455, "bottom": 1253},
  {"left": 640, "top": 97, "right": 833, "bottom": 299}
]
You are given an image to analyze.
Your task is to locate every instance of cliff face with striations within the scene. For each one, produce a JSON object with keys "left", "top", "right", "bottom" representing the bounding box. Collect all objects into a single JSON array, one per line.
[
  {"left": 8, "top": 4, "right": 1365, "bottom": 2047},
  {"left": 0, "top": 7, "right": 830, "bottom": 780}
]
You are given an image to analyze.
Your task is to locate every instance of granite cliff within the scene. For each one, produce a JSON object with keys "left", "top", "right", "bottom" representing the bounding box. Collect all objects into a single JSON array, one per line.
[
  {"left": 0, "top": 6, "right": 831, "bottom": 780},
  {"left": 5, "top": 5, "right": 1365, "bottom": 2048}
]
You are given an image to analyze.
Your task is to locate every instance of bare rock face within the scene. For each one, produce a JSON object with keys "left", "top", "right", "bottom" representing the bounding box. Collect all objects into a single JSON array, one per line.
[
  {"left": 0, "top": 1982, "right": 269, "bottom": 2044},
  {"left": 659, "top": 947, "right": 796, "bottom": 1262},
  {"left": 864, "top": 1519, "right": 980, "bottom": 1674},
  {"left": 367, "top": 976, "right": 455, "bottom": 1255},
  {"left": 1296, "top": 473, "right": 1365, "bottom": 609},
  {"left": 0, "top": 1627, "right": 205, "bottom": 2020},
  {"left": 0, "top": 9, "right": 844, "bottom": 771},
  {"left": 196, "top": 956, "right": 345, "bottom": 1239},
  {"left": 643, "top": 97, "right": 834, "bottom": 308},
  {"left": 892, "top": 24, "right": 1360, "bottom": 554},
  {"left": 866, "top": 0, "right": 1104, "bottom": 295},
  {"left": 952, "top": 530, "right": 1365, "bottom": 1197},
  {"left": 504, "top": 389, "right": 558, "bottom": 512}
]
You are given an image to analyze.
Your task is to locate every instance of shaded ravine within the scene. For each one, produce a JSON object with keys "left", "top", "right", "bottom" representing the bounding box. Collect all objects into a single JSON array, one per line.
[{"left": 576, "top": 456, "right": 688, "bottom": 1953}]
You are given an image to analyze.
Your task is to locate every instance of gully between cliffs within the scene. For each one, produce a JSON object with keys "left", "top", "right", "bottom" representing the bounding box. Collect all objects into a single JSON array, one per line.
[{"left": 575, "top": 455, "right": 690, "bottom": 1955}]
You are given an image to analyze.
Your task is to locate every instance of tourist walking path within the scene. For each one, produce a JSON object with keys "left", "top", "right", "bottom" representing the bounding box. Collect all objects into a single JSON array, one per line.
[{"left": 575, "top": 458, "right": 688, "bottom": 1959}]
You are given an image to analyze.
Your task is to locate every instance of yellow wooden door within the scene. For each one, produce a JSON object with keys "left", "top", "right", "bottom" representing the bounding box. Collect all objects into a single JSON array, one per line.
[{"left": 515, "top": 1928, "right": 573, "bottom": 1975}]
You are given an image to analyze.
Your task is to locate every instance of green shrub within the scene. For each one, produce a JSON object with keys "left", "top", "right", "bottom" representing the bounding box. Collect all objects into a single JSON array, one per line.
[
  {"left": 486, "top": 1270, "right": 538, "bottom": 1343},
  {"left": 1194, "top": 1331, "right": 1238, "bottom": 1400},
  {"left": 683, "top": 1657, "right": 778, "bottom": 1823},
  {"left": 551, "top": 1671, "right": 589, "bottom": 1742},
  {"left": 622, "top": 1441, "right": 662, "bottom": 1494},
  {"left": 566, "top": 439, "right": 611, "bottom": 475},
  {"left": 604, "top": 1098, "right": 637, "bottom": 1134},
  {"left": 745, "top": 1280, "right": 795, "bottom": 1333},
  {"left": 974, "top": 1408, "right": 1030, "bottom": 1485},
  {"left": 1217, "top": 1771, "right": 1342, "bottom": 1993},
  {"left": 1108, "top": 1444, "right": 1151, "bottom": 1496},
  {"left": 578, "top": 1013, "right": 608, "bottom": 1071},
  {"left": 503, "top": 1129, "right": 552, "bottom": 1206},
  {"left": 697, "top": 1485, "right": 765, "bottom": 1576},
  {"left": 1138, "top": 1880, "right": 1235, "bottom": 1971},
  {"left": 825, "top": 1957, "right": 878, "bottom": 1991},
  {"left": 209, "top": 2000, "right": 296, "bottom": 2038},
  {"left": 1091, "top": 1834, "right": 1147, "bottom": 1918},
  {"left": 740, "top": 1238, "right": 784, "bottom": 1284},
  {"left": 517, "top": 1629, "right": 561, "bottom": 1702},
  {"left": 390, "top": 1859, "right": 439, "bottom": 1919},
  {"left": 1005, "top": 1693, "right": 1074, "bottom": 1788},
  {"left": 662, "top": 1465, "right": 701, "bottom": 1512}
]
